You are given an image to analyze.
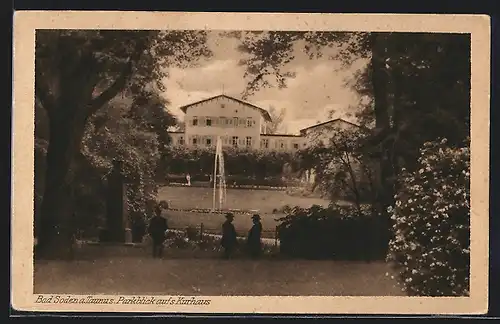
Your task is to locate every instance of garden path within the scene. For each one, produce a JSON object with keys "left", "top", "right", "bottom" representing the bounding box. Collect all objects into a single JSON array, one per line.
[{"left": 34, "top": 250, "right": 405, "bottom": 296}]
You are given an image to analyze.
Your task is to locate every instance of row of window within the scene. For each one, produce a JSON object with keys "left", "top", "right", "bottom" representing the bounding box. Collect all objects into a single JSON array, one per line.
[
  {"left": 261, "top": 138, "right": 300, "bottom": 150},
  {"left": 175, "top": 136, "right": 301, "bottom": 150},
  {"left": 190, "top": 116, "right": 257, "bottom": 128},
  {"left": 177, "top": 135, "right": 253, "bottom": 148}
]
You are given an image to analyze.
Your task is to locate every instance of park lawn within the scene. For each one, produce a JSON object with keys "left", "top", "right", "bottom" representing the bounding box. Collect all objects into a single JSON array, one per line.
[
  {"left": 157, "top": 186, "right": 331, "bottom": 213},
  {"left": 34, "top": 246, "right": 406, "bottom": 296}
]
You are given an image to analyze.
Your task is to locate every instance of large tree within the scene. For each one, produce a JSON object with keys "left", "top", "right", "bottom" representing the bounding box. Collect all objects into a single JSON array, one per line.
[{"left": 35, "top": 30, "right": 211, "bottom": 259}]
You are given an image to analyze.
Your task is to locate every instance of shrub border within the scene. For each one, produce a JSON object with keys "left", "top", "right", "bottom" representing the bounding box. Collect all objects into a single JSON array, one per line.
[
  {"left": 163, "top": 182, "right": 300, "bottom": 191},
  {"left": 167, "top": 208, "right": 265, "bottom": 215}
]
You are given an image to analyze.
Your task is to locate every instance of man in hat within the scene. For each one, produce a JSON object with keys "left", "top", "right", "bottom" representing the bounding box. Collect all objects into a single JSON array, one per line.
[
  {"left": 247, "top": 214, "right": 263, "bottom": 258},
  {"left": 221, "top": 213, "right": 238, "bottom": 259},
  {"left": 148, "top": 204, "right": 168, "bottom": 258}
]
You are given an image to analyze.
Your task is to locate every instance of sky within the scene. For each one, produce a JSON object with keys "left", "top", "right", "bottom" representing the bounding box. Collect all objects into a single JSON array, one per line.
[{"left": 161, "top": 31, "right": 369, "bottom": 135}]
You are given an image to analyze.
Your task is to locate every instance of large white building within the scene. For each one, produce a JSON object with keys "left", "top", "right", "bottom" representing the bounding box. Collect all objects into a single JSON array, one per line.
[{"left": 167, "top": 94, "right": 361, "bottom": 151}]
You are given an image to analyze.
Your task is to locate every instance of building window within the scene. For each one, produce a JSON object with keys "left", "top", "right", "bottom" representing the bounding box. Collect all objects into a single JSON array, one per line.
[
  {"left": 246, "top": 136, "right": 252, "bottom": 147},
  {"left": 261, "top": 138, "right": 269, "bottom": 149},
  {"left": 233, "top": 117, "right": 238, "bottom": 127},
  {"left": 246, "top": 118, "right": 253, "bottom": 128},
  {"left": 293, "top": 143, "right": 299, "bottom": 149},
  {"left": 280, "top": 142, "right": 285, "bottom": 149},
  {"left": 192, "top": 117, "right": 198, "bottom": 126},
  {"left": 192, "top": 137, "right": 198, "bottom": 146},
  {"left": 221, "top": 104, "right": 225, "bottom": 108},
  {"left": 232, "top": 136, "right": 238, "bottom": 147},
  {"left": 206, "top": 137, "right": 212, "bottom": 146},
  {"left": 206, "top": 118, "right": 212, "bottom": 126},
  {"left": 179, "top": 137, "right": 184, "bottom": 145},
  {"left": 220, "top": 116, "right": 226, "bottom": 126}
]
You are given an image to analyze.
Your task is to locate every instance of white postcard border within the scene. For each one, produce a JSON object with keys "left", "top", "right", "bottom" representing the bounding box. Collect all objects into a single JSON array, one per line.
[{"left": 11, "top": 11, "right": 490, "bottom": 314}]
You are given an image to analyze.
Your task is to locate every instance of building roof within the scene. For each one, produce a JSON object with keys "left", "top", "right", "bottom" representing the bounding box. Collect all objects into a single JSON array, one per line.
[
  {"left": 260, "top": 133, "right": 303, "bottom": 138},
  {"left": 299, "top": 118, "right": 363, "bottom": 135},
  {"left": 178, "top": 94, "right": 272, "bottom": 122}
]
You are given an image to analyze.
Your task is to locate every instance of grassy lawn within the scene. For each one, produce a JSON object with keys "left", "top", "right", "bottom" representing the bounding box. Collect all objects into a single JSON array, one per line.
[
  {"left": 34, "top": 246, "right": 405, "bottom": 296},
  {"left": 157, "top": 186, "right": 331, "bottom": 213},
  {"left": 158, "top": 186, "right": 333, "bottom": 239}
]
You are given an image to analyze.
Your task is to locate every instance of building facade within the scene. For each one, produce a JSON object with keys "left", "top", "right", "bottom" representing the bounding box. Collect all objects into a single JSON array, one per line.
[
  {"left": 299, "top": 118, "right": 365, "bottom": 147},
  {"left": 167, "top": 94, "right": 361, "bottom": 152}
]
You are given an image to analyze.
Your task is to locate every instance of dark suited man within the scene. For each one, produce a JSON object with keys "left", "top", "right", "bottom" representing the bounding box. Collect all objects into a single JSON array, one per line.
[
  {"left": 247, "top": 214, "right": 263, "bottom": 259},
  {"left": 221, "top": 213, "right": 238, "bottom": 259},
  {"left": 148, "top": 205, "right": 168, "bottom": 258}
]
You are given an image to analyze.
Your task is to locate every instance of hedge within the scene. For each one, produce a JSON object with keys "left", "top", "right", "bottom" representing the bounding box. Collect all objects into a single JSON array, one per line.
[
  {"left": 159, "top": 146, "right": 301, "bottom": 179},
  {"left": 276, "top": 204, "right": 386, "bottom": 260},
  {"left": 161, "top": 174, "right": 302, "bottom": 187}
]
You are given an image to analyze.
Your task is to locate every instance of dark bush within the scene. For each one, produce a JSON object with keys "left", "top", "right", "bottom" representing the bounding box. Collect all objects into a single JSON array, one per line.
[
  {"left": 277, "top": 204, "right": 386, "bottom": 260},
  {"left": 130, "top": 213, "right": 146, "bottom": 243},
  {"left": 185, "top": 225, "right": 200, "bottom": 241}
]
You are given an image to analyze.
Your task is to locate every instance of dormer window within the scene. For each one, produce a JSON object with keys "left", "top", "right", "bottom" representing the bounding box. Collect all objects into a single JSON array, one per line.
[{"left": 192, "top": 117, "right": 198, "bottom": 126}]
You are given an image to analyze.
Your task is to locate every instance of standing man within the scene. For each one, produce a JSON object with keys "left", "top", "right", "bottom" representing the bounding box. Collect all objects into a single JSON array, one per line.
[
  {"left": 186, "top": 173, "right": 191, "bottom": 186},
  {"left": 247, "top": 214, "right": 263, "bottom": 259},
  {"left": 221, "top": 213, "right": 238, "bottom": 259},
  {"left": 148, "top": 204, "right": 168, "bottom": 258}
]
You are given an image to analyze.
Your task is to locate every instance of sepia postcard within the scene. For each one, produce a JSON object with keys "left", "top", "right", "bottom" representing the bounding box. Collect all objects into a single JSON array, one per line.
[{"left": 11, "top": 11, "right": 490, "bottom": 315}]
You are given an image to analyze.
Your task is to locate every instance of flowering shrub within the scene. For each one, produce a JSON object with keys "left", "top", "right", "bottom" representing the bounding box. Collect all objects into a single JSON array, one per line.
[
  {"left": 387, "top": 138, "right": 470, "bottom": 296},
  {"left": 277, "top": 204, "right": 386, "bottom": 260},
  {"left": 161, "top": 229, "right": 278, "bottom": 256}
]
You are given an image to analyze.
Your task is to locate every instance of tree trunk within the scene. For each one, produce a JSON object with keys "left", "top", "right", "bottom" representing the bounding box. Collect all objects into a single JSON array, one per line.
[
  {"left": 36, "top": 124, "right": 77, "bottom": 259},
  {"left": 370, "top": 32, "right": 394, "bottom": 255},
  {"left": 370, "top": 33, "right": 393, "bottom": 207},
  {"left": 36, "top": 96, "right": 88, "bottom": 260}
]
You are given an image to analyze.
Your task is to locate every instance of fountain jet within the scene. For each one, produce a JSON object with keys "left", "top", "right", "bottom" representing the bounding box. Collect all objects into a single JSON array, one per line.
[{"left": 212, "top": 136, "right": 227, "bottom": 211}]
